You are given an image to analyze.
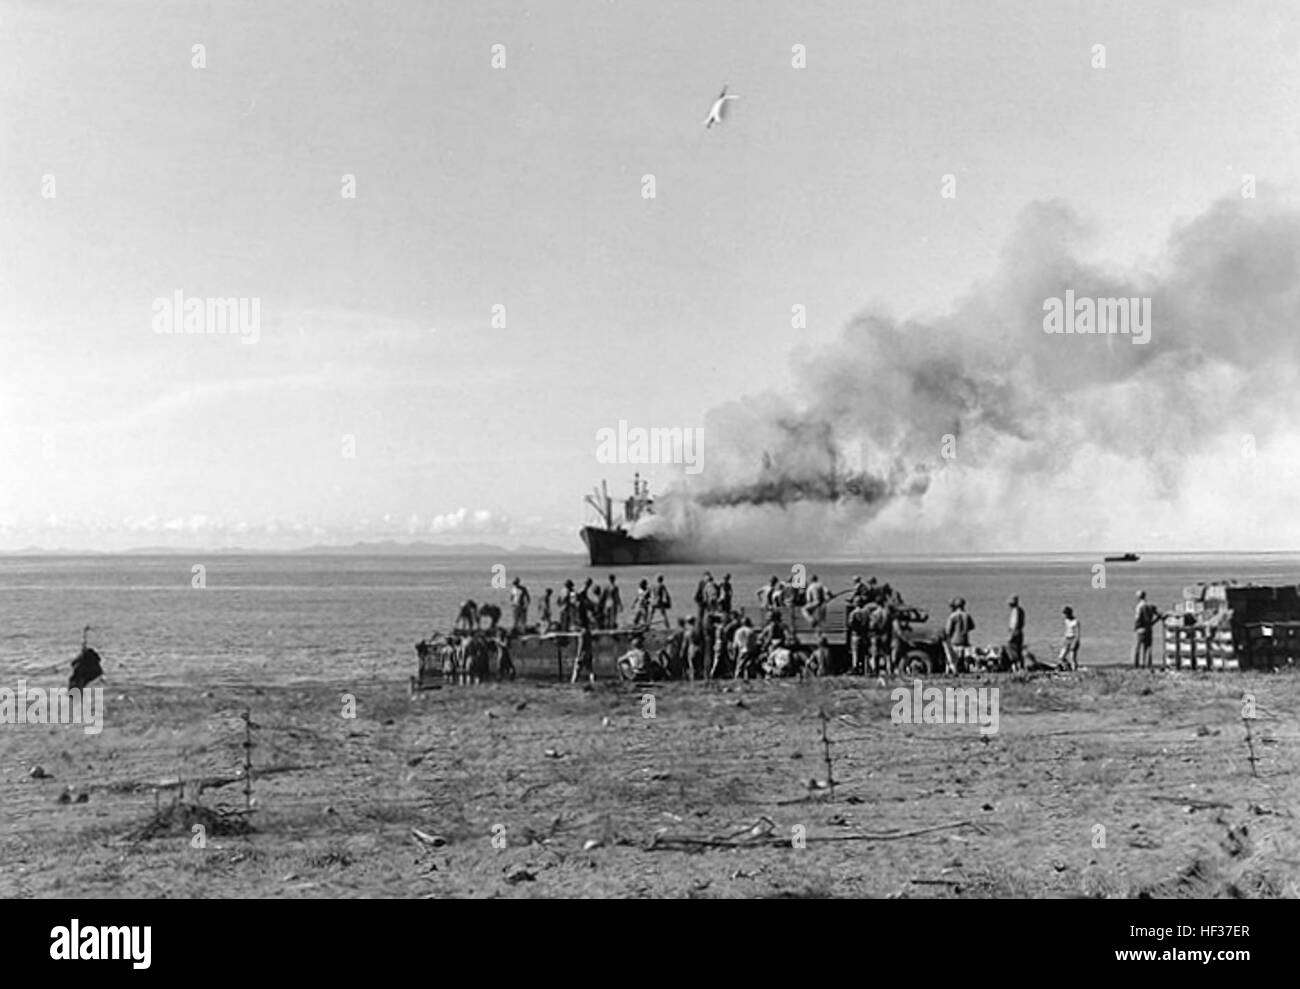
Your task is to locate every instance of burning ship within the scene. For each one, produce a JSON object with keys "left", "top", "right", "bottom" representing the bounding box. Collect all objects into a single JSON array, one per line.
[{"left": 580, "top": 475, "right": 694, "bottom": 566}]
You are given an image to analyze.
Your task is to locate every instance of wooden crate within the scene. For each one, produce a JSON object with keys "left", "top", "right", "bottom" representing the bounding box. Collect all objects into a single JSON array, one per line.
[
  {"left": 1163, "top": 617, "right": 1300, "bottom": 671},
  {"left": 1162, "top": 620, "right": 1239, "bottom": 671},
  {"left": 1241, "top": 621, "right": 1300, "bottom": 669}
]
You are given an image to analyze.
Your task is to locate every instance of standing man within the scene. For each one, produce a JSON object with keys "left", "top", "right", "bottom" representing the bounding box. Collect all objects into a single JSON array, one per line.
[
  {"left": 631, "top": 578, "right": 652, "bottom": 626},
  {"left": 732, "top": 617, "right": 757, "bottom": 680},
  {"left": 557, "top": 580, "right": 577, "bottom": 631},
  {"left": 684, "top": 617, "right": 706, "bottom": 681},
  {"left": 802, "top": 574, "right": 829, "bottom": 632},
  {"left": 694, "top": 571, "right": 716, "bottom": 621},
  {"left": 867, "top": 598, "right": 890, "bottom": 676},
  {"left": 571, "top": 623, "right": 596, "bottom": 684},
  {"left": 661, "top": 617, "right": 688, "bottom": 679},
  {"left": 712, "top": 610, "right": 741, "bottom": 679},
  {"left": 540, "top": 588, "right": 554, "bottom": 631},
  {"left": 1007, "top": 595, "right": 1026, "bottom": 671},
  {"left": 1133, "top": 591, "right": 1162, "bottom": 668},
  {"left": 693, "top": 572, "right": 716, "bottom": 670},
  {"left": 945, "top": 597, "right": 975, "bottom": 674},
  {"left": 510, "top": 577, "right": 531, "bottom": 633},
  {"left": 848, "top": 576, "right": 868, "bottom": 608},
  {"left": 758, "top": 576, "right": 784, "bottom": 618},
  {"left": 601, "top": 574, "right": 622, "bottom": 629},
  {"left": 578, "top": 577, "right": 599, "bottom": 630},
  {"left": 717, "top": 574, "right": 734, "bottom": 614},
  {"left": 1059, "top": 606, "right": 1081, "bottom": 670},
  {"left": 651, "top": 574, "right": 673, "bottom": 629},
  {"left": 848, "top": 599, "right": 871, "bottom": 675},
  {"left": 888, "top": 603, "right": 909, "bottom": 677}
]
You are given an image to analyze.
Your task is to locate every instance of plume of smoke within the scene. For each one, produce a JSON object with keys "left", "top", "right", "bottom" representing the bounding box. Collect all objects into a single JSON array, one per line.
[{"left": 668, "top": 191, "right": 1300, "bottom": 555}]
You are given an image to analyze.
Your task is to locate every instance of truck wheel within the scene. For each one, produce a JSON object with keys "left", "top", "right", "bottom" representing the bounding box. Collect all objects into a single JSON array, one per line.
[{"left": 904, "top": 650, "right": 933, "bottom": 676}]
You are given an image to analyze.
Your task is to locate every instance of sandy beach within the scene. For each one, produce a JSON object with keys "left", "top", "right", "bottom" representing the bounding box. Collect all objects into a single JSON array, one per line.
[{"left": 3, "top": 666, "right": 1296, "bottom": 898}]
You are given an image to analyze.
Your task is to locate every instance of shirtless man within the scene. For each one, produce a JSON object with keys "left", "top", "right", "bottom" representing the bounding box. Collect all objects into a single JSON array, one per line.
[
  {"left": 510, "top": 577, "right": 531, "bottom": 633},
  {"left": 539, "top": 588, "right": 554, "bottom": 631},
  {"left": 601, "top": 574, "right": 622, "bottom": 629},
  {"left": 631, "top": 579, "right": 652, "bottom": 626},
  {"left": 802, "top": 574, "right": 830, "bottom": 632},
  {"left": 651, "top": 574, "right": 672, "bottom": 629}
]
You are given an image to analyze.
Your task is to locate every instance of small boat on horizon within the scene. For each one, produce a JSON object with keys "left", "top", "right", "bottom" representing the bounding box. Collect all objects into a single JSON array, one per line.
[{"left": 1104, "top": 552, "right": 1140, "bottom": 563}]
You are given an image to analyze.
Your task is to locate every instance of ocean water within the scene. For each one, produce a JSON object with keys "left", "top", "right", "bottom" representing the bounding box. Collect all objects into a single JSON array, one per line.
[{"left": 2, "top": 552, "right": 1299, "bottom": 687}]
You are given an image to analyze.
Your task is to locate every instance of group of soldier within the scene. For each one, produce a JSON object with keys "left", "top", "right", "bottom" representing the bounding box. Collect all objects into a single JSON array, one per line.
[
  {"left": 617, "top": 572, "right": 914, "bottom": 682},
  {"left": 437, "top": 570, "right": 1139, "bottom": 684},
  {"left": 616, "top": 571, "right": 820, "bottom": 682},
  {"left": 441, "top": 570, "right": 922, "bottom": 683}
]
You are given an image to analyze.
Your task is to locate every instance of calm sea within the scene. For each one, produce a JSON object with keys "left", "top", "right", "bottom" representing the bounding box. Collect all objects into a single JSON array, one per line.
[{"left": 2, "top": 552, "right": 1299, "bottom": 686}]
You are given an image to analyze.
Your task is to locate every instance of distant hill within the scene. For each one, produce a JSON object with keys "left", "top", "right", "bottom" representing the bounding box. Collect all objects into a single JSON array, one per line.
[
  {"left": 1, "top": 541, "right": 581, "bottom": 557},
  {"left": 291, "top": 541, "right": 580, "bottom": 556}
]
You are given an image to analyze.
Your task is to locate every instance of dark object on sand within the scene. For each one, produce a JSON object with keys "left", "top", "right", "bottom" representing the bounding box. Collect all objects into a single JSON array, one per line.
[
  {"left": 69, "top": 624, "right": 103, "bottom": 690},
  {"left": 70, "top": 646, "right": 103, "bottom": 689}
]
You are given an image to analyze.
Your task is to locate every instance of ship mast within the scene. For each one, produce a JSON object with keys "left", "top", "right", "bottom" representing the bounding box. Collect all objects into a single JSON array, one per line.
[{"left": 584, "top": 480, "right": 613, "bottom": 530}]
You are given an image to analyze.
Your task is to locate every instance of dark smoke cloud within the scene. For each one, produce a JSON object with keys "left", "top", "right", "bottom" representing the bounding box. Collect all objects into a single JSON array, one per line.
[
  {"left": 667, "top": 191, "right": 1300, "bottom": 554},
  {"left": 691, "top": 417, "right": 891, "bottom": 507}
]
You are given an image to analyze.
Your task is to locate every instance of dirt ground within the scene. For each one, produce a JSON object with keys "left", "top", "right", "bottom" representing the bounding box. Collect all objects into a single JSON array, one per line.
[{"left": 2, "top": 668, "right": 1297, "bottom": 898}]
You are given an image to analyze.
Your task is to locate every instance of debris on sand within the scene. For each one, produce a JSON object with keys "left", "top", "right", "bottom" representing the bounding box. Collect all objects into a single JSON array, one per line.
[
  {"left": 29, "top": 765, "right": 51, "bottom": 779},
  {"left": 648, "top": 818, "right": 979, "bottom": 852},
  {"left": 504, "top": 866, "right": 536, "bottom": 884},
  {"left": 411, "top": 828, "right": 447, "bottom": 848},
  {"left": 1248, "top": 802, "right": 1289, "bottom": 817},
  {"left": 1151, "top": 795, "right": 1231, "bottom": 812}
]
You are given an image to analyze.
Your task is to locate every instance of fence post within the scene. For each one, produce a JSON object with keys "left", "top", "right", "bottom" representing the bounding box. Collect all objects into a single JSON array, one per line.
[
  {"left": 818, "top": 707, "right": 836, "bottom": 797},
  {"left": 240, "top": 708, "right": 255, "bottom": 812}
]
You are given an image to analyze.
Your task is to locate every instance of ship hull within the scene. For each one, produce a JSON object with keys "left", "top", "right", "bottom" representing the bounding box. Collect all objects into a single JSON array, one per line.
[{"left": 580, "top": 526, "right": 694, "bottom": 566}]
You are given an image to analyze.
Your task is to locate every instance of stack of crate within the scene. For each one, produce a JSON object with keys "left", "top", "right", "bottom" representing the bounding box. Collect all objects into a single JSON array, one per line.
[
  {"left": 1163, "top": 582, "right": 1300, "bottom": 671},
  {"left": 1164, "top": 582, "right": 1239, "bottom": 670}
]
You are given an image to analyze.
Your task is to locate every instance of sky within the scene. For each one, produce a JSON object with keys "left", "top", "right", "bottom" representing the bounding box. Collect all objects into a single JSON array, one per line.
[{"left": 2, "top": 0, "right": 1298, "bottom": 551}]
